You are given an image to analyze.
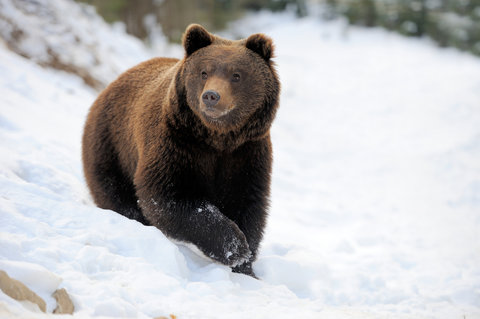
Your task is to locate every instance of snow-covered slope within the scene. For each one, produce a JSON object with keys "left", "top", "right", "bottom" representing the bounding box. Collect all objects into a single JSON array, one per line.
[
  {"left": 0, "top": 0, "right": 159, "bottom": 89},
  {"left": 1, "top": 4, "right": 480, "bottom": 319}
]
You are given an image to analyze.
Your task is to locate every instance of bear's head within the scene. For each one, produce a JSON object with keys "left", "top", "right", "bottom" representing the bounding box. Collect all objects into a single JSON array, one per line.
[{"left": 182, "top": 24, "right": 279, "bottom": 135}]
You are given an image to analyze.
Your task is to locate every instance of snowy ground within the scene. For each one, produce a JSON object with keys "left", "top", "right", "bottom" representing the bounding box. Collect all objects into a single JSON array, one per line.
[{"left": 1, "top": 3, "right": 480, "bottom": 319}]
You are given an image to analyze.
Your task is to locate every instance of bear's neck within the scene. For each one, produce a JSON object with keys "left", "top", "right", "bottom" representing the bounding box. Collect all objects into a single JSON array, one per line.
[{"left": 166, "top": 107, "right": 254, "bottom": 153}]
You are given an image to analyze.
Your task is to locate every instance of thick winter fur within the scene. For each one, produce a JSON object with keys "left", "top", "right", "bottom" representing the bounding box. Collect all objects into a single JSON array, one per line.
[{"left": 82, "top": 24, "right": 280, "bottom": 276}]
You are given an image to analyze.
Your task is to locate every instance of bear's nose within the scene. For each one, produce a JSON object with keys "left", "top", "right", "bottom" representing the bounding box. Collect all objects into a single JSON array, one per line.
[{"left": 202, "top": 90, "right": 220, "bottom": 107}]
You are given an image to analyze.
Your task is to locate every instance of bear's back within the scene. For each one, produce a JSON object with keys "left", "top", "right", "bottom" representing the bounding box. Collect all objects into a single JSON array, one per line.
[{"left": 117, "top": 57, "right": 180, "bottom": 95}]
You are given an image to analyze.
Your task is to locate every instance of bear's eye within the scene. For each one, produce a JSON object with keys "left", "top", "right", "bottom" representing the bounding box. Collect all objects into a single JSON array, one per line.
[
  {"left": 232, "top": 73, "right": 241, "bottom": 82},
  {"left": 201, "top": 71, "right": 208, "bottom": 80}
]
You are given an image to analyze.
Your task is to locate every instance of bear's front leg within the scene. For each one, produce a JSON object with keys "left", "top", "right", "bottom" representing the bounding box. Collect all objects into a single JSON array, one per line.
[{"left": 136, "top": 183, "right": 253, "bottom": 269}]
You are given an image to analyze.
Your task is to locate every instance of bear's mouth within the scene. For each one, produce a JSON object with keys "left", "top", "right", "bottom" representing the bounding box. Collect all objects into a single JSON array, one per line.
[{"left": 202, "top": 106, "right": 233, "bottom": 120}]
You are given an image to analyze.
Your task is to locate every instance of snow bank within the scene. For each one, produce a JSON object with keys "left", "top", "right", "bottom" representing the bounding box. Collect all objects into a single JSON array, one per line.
[
  {"left": 1, "top": 3, "right": 480, "bottom": 319},
  {"left": 0, "top": 0, "right": 157, "bottom": 89}
]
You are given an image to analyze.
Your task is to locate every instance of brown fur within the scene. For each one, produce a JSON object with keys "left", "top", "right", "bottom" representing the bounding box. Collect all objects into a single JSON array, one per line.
[{"left": 82, "top": 24, "right": 280, "bottom": 276}]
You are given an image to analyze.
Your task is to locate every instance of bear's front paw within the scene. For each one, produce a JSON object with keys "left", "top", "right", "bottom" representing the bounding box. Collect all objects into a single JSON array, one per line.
[
  {"left": 232, "top": 261, "right": 257, "bottom": 278},
  {"left": 193, "top": 202, "right": 252, "bottom": 267},
  {"left": 222, "top": 229, "right": 252, "bottom": 268}
]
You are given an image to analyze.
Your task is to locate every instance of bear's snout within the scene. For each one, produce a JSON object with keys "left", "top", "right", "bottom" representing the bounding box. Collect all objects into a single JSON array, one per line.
[{"left": 202, "top": 90, "right": 220, "bottom": 107}]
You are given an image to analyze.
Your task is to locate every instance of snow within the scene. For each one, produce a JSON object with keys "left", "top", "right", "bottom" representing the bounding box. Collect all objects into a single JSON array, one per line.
[
  {"left": 1, "top": 3, "right": 480, "bottom": 319},
  {"left": 0, "top": 0, "right": 178, "bottom": 89}
]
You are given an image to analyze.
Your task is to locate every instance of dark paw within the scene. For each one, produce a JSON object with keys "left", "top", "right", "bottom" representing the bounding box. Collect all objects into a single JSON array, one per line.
[
  {"left": 193, "top": 203, "right": 253, "bottom": 267},
  {"left": 222, "top": 231, "right": 252, "bottom": 268},
  {"left": 232, "top": 261, "right": 257, "bottom": 278}
]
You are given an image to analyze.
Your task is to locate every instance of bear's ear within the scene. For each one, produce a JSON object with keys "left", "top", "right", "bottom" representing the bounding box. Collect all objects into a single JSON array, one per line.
[
  {"left": 183, "top": 24, "right": 214, "bottom": 56},
  {"left": 245, "top": 33, "right": 274, "bottom": 61}
]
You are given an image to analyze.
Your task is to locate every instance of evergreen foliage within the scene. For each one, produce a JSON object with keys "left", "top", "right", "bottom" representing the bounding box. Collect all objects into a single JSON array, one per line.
[
  {"left": 77, "top": 0, "right": 479, "bottom": 56},
  {"left": 326, "top": 0, "right": 480, "bottom": 56},
  {"left": 77, "top": 0, "right": 306, "bottom": 42}
]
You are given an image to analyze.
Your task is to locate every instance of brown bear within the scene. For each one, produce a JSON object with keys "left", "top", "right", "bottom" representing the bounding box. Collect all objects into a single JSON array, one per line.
[{"left": 82, "top": 24, "right": 280, "bottom": 277}]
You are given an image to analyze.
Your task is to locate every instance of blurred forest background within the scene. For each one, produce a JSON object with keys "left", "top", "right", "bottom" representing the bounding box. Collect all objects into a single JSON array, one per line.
[{"left": 76, "top": 0, "right": 480, "bottom": 56}]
